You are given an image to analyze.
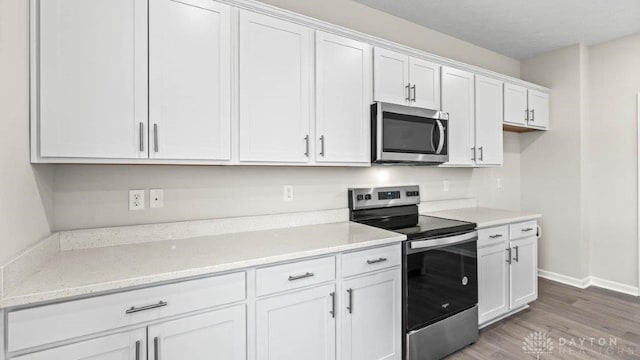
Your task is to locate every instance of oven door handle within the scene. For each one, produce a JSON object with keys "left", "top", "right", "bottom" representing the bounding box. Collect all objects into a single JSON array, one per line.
[
  {"left": 409, "top": 231, "right": 477, "bottom": 250},
  {"left": 435, "top": 120, "right": 445, "bottom": 155}
]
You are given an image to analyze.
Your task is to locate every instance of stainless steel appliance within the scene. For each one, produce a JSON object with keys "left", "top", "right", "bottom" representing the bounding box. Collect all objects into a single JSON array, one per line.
[
  {"left": 349, "top": 186, "right": 478, "bottom": 360},
  {"left": 371, "top": 102, "right": 449, "bottom": 164}
]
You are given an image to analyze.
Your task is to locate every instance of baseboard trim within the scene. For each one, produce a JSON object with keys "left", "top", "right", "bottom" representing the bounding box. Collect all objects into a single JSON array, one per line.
[
  {"left": 537, "top": 269, "right": 590, "bottom": 289},
  {"left": 538, "top": 269, "right": 640, "bottom": 296}
]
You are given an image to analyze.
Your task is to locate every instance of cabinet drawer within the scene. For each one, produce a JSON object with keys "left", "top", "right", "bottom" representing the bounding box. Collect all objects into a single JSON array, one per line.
[
  {"left": 342, "top": 244, "right": 401, "bottom": 278},
  {"left": 256, "top": 256, "right": 335, "bottom": 297},
  {"left": 478, "top": 226, "right": 509, "bottom": 248},
  {"left": 8, "top": 272, "right": 246, "bottom": 352},
  {"left": 510, "top": 221, "right": 538, "bottom": 240}
]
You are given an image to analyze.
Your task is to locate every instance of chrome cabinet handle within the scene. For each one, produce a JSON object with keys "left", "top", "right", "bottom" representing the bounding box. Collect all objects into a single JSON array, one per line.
[
  {"left": 479, "top": 146, "right": 484, "bottom": 161},
  {"left": 125, "top": 301, "right": 168, "bottom": 314},
  {"left": 319, "top": 135, "right": 325, "bottom": 157},
  {"left": 514, "top": 246, "right": 520, "bottom": 262},
  {"left": 153, "top": 124, "right": 159, "bottom": 153},
  {"left": 139, "top": 123, "right": 144, "bottom": 152},
  {"left": 288, "top": 272, "right": 314, "bottom": 281},
  {"left": 471, "top": 147, "right": 476, "bottom": 161},
  {"left": 530, "top": 109, "right": 535, "bottom": 122},
  {"left": 304, "top": 135, "right": 309, "bottom": 157},
  {"left": 521, "top": 228, "right": 534, "bottom": 232},
  {"left": 366, "top": 257, "right": 388, "bottom": 265},
  {"left": 411, "top": 84, "right": 416, "bottom": 102},
  {"left": 489, "top": 234, "right": 503, "bottom": 239},
  {"left": 347, "top": 288, "right": 353, "bottom": 314},
  {"left": 506, "top": 248, "right": 512, "bottom": 264},
  {"left": 135, "top": 340, "right": 141, "bottom": 360},
  {"left": 405, "top": 84, "right": 411, "bottom": 101},
  {"left": 525, "top": 109, "right": 529, "bottom": 121},
  {"left": 154, "top": 337, "right": 160, "bottom": 360},
  {"left": 330, "top": 292, "right": 336, "bottom": 318}
]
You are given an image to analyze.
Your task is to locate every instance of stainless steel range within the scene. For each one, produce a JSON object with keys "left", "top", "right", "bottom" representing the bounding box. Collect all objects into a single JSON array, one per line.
[{"left": 349, "top": 185, "right": 479, "bottom": 360}]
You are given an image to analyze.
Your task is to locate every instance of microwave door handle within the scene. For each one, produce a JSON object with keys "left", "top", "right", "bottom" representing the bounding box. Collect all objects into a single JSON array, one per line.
[{"left": 435, "top": 120, "right": 445, "bottom": 154}]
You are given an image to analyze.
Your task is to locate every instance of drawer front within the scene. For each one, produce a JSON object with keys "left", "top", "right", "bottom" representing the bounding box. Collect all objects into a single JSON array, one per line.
[
  {"left": 8, "top": 272, "right": 246, "bottom": 352},
  {"left": 342, "top": 244, "right": 401, "bottom": 278},
  {"left": 510, "top": 220, "right": 538, "bottom": 240},
  {"left": 478, "top": 226, "right": 509, "bottom": 248},
  {"left": 256, "top": 256, "right": 335, "bottom": 297}
]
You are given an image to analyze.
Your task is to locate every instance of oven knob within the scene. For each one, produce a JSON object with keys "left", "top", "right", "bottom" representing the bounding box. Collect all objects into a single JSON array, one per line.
[
  {"left": 365, "top": 194, "right": 372, "bottom": 200},
  {"left": 356, "top": 194, "right": 364, "bottom": 201},
  {"left": 462, "top": 276, "right": 469, "bottom": 286}
]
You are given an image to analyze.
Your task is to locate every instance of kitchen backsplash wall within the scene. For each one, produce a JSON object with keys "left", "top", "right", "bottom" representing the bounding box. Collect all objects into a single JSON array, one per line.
[{"left": 52, "top": 134, "right": 522, "bottom": 231}]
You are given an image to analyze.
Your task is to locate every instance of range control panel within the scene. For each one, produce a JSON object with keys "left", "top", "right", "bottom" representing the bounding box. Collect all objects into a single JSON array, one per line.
[{"left": 348, "top": 185, "right": 420, "bottom": 210}]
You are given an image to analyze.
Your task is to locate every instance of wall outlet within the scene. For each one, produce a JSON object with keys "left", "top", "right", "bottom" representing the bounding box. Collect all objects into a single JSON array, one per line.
[
  {"left": 129, "top": 189, "right": 145, "bottom": 211},
  {"left": 443, "top": 180, "right": 450, "bottom": 192},
  {"left": 284, "top": 185, "right": 294, "bottom": 201},
  {"left": 150, "top": 189, "right": 164, "bottom": 209},
  {"left": 496, "top": 178, "right": 504, "bottom": 190}
]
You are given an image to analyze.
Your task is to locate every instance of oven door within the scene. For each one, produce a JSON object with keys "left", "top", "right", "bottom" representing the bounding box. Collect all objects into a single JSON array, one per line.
[
  {"left": 404, "top": 231, "right": 478, "bottom": 332},
  {"left": 372, "top": 102, "right": 448, "bottom": 163}
]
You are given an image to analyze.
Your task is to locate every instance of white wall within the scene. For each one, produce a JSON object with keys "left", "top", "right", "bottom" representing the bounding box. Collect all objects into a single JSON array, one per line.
[
  {"left": 520, "top": 45, "right": 589, "bottom": 280},
  {"left": 0, "top": 0, "right": 54, "bottom": 265},
  {"left": 587, "top": 33, "right": 640, "bottom": 287}
]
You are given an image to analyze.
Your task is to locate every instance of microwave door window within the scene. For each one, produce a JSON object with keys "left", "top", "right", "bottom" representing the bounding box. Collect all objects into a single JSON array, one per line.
[{"left": 382, "top": 114, "right": 436, "bottom": 154}]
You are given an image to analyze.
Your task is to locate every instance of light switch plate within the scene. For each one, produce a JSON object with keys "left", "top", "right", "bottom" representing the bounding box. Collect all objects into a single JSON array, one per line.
[
  {"left": 443, "top": 180, "right": 450, "bottom": 192},
  {"left": 150, "top": 189, "right": 164, "bottom": 209}
]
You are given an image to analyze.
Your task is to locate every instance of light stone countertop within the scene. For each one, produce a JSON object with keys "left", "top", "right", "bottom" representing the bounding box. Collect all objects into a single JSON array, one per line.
[
  {"left": 0, "top": 221, "right": 405, "bottom": 308},
  {"left": 424, "top": 207, "right": 542, "bottom": 229}
]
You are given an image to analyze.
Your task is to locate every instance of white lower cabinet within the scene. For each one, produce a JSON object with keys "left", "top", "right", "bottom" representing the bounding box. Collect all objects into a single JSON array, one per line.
[
  {"left": 478, "top": 222, "right": 538, "bottom": 326},
  {"left": 256, "top": 284, "right": 336, "bottom": 360},
  {"left": 13, "top": 329, "right": 146, "bottom": 360},
  {"left": 148, "top": 305, "right": 246, "bottom": 360},
  {"left": 342, "top": 270, "right": 402, "bottom": 360}
]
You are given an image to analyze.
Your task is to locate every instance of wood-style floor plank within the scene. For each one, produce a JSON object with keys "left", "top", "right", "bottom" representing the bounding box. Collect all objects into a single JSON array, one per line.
[{"left": 449, "top": 279, "right": 640, "bottom": 359}]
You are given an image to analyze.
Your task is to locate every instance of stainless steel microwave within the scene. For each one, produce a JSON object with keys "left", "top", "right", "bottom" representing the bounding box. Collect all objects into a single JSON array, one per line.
[{"left": 371, "top": 102, "right": 449, "bottom": 164}]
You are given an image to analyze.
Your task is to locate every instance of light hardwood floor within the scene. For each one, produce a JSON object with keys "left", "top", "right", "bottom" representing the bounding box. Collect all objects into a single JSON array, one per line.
[{"left": 450, "top": 278, "right": 640, "bottom": 359}]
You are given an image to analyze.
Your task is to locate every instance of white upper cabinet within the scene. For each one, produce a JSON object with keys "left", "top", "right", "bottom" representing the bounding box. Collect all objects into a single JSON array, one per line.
[
  {"left": 474, "top": 75, "right": 503, "bottom": 166},
  {"left": 408, "top": 57, "right": 440, "bottom": 110},
  {"left": 503, "top": 83, "right": 528, "bottom": 126},
  {"left": 315, "top": 31, "right": 371, "bottom": 164},
  {"left": 147, "top": 305, "right": 246, "bottom": 360},
  {"left": 37, "top": 0, "right": 148, "bottom": 159},
  {"left": 527, "top": 90, "right": 550, "bottom": 130},
  {"left": 373, "top": 48, "right": 440, "bottom": 109},
  {"left": 441, "top": 67, "right": 475, "bottom": 166},
  {"left": 239, "top": 11, "right": 312, "bottom": 163},
  {"left": 373, "top": 48, "right": 410, "bottom": 105},
  {"left": 149, "top": 0, "right": 231, "bottom": 161}
]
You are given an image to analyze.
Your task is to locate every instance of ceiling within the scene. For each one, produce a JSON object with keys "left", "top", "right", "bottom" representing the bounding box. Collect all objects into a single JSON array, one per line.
[{"left": 352, "top": 0, "right": 640, "bottom": 59}]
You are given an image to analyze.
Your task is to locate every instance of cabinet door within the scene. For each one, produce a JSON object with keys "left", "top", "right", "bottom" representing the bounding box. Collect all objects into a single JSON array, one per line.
[
  {"left": 509, "top": 236, "right": 538, "bottom": 309},
  {"left": 148, "top": 305, "right": 246, "bottom": 360},
  {"left": 342, "top": 270, "right": 401, "bottom": 360},
  {"left": 315, "top": 32, "right": 371, "bottom": 164},
  {"left": 478, "top": 242, "right": 510, "bottom": 325},
  {"left": 149, "top": 0, "right": 231, "bottom": 160},
  {"left": 528, "top": 90, "right": 549, "bottom": 129},
  {"left": 441, "top": 67, "right": 475, "bottom": 166},
  {"left": 503, "top": 83, "right": 528, "bottom": 126},
  {"left": 256, "top": 284, "right": 336, "bottom": 360},
  {"left": 475, "top": 75, "right": 503, "bottom": 166},
  {"left": 408, "top": 58, "right": 440, "bottom": 110},
  {"left": 37, "top": 0, "right": 148, "bottom": 159},
  {"left": 239, "top": 11, "right": 312, "bottom": 163},
  {"left": 13, "top": 330, "right": 145, "bottom": 360},
  {"left": 373, "top": 48, "right": 409, "bottom": 105}
]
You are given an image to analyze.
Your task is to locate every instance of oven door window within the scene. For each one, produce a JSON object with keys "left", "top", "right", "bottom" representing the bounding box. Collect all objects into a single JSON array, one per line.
[
  {"left": 382, "top": 112, "right": 440, "bottom": 154},
  {"left": 405, "top": 240, "right": 477, "bottom": 331}
]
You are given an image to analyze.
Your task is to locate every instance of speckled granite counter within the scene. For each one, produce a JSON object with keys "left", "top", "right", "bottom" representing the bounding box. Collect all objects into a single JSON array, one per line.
[
  {"left": 424, "top": 207, "right": 541, "bottom": 229},
  {"left": 0, "top": 221, "right": 405, "bottom": 308}
]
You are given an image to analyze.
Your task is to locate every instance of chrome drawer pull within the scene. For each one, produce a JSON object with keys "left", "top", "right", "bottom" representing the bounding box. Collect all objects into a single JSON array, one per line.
[
  {"left": 366, "top": 257, "right": 388, "bottom": 265},
  {"left": 125, "top": 301, "right": 168, "bottom": 314},
  {"left": 288, "top": 272, "right": 314, "bottom": 281},
  {"left": 489, "top": 234, "right": 503, "bottom": 239},
  {"left": 521, "top": 228, "right": 535, "bottom": 232}
]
